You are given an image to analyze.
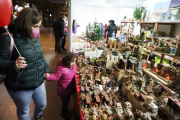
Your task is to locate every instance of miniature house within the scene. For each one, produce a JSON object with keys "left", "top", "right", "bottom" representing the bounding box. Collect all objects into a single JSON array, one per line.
[
  {"left": 167, "top": 96, "right": 180, "bottom": 119},
  {"left": 142, "top": 53, "right": 149, "bottom": 61},
  {"left": 81, "top": 93, "right": 86, "bottom": 101},
  {"left": 87, "top": 80, "right": 94, "bottom": 87},
  {"left": 158, "top": 106, "right": 174, "bottom": 120},
  {"left": 134, "top": 61, "right": 142, "bottom": 72},
  {"left": 165, "top": 42, "right": 174, "bottom": 53},
  {"left": 156, "top": 63, "right": 165, "bottom": 75},
  {"left": 95, "top": 95, "right": 101, "bottom": 103},
  {"left": 100, "top": 91, "right": 110, "bottom": 105},
  {"left": 117, "top": 59, "right": 127, "bottom": 72},
  {"left": 150, "top": 59, "right": 155, "bottom": 69},
  {"left": 105, "top": 94, "right": 110, "bottom": 105},
  {"left": 86, "top": 96, "right": 91, "bottom": 105},
  {"left": 146, "top": 86, "right": 153, "bottom": 94},
  {"left": 146, "top": 102, "right": 158, "bottom": 113},
  {"left": 175, "top": 43, "right": 180, "bottom": 57},
  {"left": 85, "top": 86, "right": 89, "bottom": 93},
  {"left": 127, "top": 59, "right": 135, "bottom": 71},
  {"left": 114, "top": 58, "right": 127, "bottom": 81},
  {"left": 145, "top": 95, "right": 154, "bottom": 104},
  {"left": 94, "top": 79, "right": 101, "bottom": 85},
  {"left": 81, "top": 86, "right": 85, "bottom": 93}
]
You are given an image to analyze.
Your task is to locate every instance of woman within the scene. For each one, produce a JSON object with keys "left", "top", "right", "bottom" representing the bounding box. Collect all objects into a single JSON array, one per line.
[
  {"left": 105, "top": 20, "right": 117, "bottom": 43},
  {"left": 72, "top": 19, "right": 80, "bottom": 35},
  {"left": 0, "top": 8, "right": 50, "bottom": 120}
]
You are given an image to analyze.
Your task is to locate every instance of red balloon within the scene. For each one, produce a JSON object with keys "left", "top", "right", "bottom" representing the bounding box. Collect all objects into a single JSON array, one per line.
[{"left": 0, "top": 0, "right": 12, "bottom": 27}]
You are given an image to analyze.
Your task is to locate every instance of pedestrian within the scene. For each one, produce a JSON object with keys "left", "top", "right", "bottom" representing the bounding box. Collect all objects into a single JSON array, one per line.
[
  {"left": 53, "top": 15, "right": 65, "bottom": 52},
  {"left": 105, "top": 20, "right": 117, "bottom": 43},
  {"left": 0, "top": 8, "right": 50, "bottom": 120},
  {"left": 45, "top": 52, "right": 77, "bottom": 120},
  {"left": 62, "top": 15, "right": 67, "bottom": 51}
]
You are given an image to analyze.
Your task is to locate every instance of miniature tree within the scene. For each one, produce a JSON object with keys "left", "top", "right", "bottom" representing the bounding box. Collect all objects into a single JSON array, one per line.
[
  {"left": 133, "top": 5, "right": 146, "bottom": 20},
  {"left": 123, "top": 15, "right": 127, "bottom": 20},
  {"left": 87, "top": 19, "right": 104, "bottom": 42}
]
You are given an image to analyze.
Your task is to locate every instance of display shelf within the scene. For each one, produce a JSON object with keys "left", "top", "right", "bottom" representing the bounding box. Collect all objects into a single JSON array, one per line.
[
  {"left": 157, "top": 22, "right": 180, "bottom": 24},
  {"left": 152, "top": 50, "right": 180, "bottom": 60},
  {"left": 120, "top": 31, "right": 134, "bottom": 35},
  {"left": 139, "top": 22, "right": 180, "bottom": 24},
  {"left": 146, "top": 36, "right": 157, "bottom": 39},
  {"left": 145, "top": 36, "right": 179, "bottom": 44},
  {"left": 120, "top": 20, "right": 180, "bottom": 41},
  {"left": 143, "top": 68, "right": 168, "bottom": 85},
  {"left": 121, "top": 21, "right": 134, "bottom": 23},
  {"left": 145, "top": 36, "right": 176, "bottom": 40},
  {"left": 75, "top": 70, "right": 85, "bottom": 120},
  {"left": 140, "top": 22, "right": 155, "bottom": 24},
  {"left": 126, "top": 42, "right": 180, "bottom": 63},
  {"left": 121, "top": 31, "right": 129, "bottom": 34},
  {"left": 143, "top": 68, "right": 180, "bottom": 96}
]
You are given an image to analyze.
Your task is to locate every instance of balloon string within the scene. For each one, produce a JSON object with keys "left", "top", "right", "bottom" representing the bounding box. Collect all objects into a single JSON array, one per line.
[{"left": 4, "top": 26, "right": 21, "bottom": 57}]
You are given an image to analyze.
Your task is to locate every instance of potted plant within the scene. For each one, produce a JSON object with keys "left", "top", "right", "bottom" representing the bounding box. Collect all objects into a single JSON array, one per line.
[{"left": 133, "top": 5, "right": 146, "bottom": 21}]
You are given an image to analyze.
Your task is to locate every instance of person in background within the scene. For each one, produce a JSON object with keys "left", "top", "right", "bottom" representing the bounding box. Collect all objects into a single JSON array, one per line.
[
  {"left": 0, "top": 8, "right": 50, "bottom": 120},
  {"left": 105, "top": 20, "right": 117, "bottom": 43},
  {"left": 45, "top": 52, "right": 77, "bottom": 120},
  {"left": 62, "top": 15, "right": 67, "bottom": 51},
  {"left": 53, "top": 15, "right": 65, "bottom": 52},
  {"left": 109, "top": 20, "right": 112, "bottom": 25},
  {"left": 72, "top": 19, "right": 80, "bottom": 35}
]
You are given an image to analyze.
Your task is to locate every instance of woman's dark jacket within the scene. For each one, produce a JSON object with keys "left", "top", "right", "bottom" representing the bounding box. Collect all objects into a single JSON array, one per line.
[
  {"left": 105, "top": 20, "right": 117, "bottom": 37},
  {"left": 0, "top": 35, "right": 50, "bottom": 91},
  {"left": 53, "top": 18, "right": 65, "bottom": 37}
]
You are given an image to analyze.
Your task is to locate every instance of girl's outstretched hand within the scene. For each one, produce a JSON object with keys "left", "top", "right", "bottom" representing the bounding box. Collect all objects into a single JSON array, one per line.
[{"left": 44, "top": 73, "right": 50, "bottom": 78}]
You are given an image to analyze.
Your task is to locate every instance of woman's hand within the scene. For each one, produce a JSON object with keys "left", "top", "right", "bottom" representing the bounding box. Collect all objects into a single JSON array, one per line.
[
  {"left": 44, "top": 73, "right": 50, "bottom": 78},
  {"left": 15, "top": 57, "right": 27, "bottom": 70}
]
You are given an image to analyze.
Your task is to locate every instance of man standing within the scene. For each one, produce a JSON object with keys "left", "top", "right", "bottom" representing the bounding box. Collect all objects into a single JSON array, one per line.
[
  {"left": 62, "top": 15, "right": 67, "bottom": 51},
  {"left": 53, "top": 15, "right": 65, "bottom": 52}
]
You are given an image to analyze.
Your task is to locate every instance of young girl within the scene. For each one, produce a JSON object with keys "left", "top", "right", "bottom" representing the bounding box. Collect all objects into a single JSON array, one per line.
[{"left": 45, "top": 52, "right": 77, "bottom": 120}]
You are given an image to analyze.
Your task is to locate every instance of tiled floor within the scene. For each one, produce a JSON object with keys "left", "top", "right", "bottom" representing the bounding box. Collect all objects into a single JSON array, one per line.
[{"left": 0, "top": 27, "right": 74, "bottom": 120}]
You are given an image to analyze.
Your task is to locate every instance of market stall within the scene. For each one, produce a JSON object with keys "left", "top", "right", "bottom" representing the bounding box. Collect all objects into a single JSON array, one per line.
[
  {"left": 72, "top": 18, "right": 180, "bottom": 119},
  {"left": 69, "top": 0, "right": 180, "bottom": 119}
]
